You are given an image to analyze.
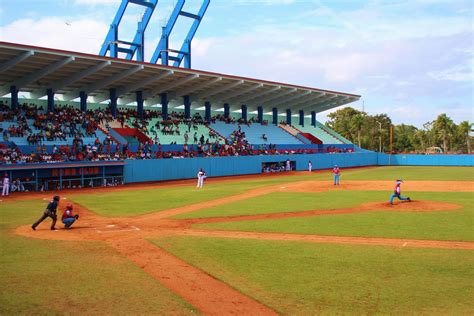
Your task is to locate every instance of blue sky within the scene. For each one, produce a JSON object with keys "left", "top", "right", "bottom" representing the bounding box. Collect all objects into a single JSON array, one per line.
[{"left": 0, "top": 0, "right": 472, "bottom": 127}]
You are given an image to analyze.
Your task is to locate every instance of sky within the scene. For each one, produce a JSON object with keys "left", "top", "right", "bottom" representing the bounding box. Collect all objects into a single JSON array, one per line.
[{"left": 0, "top": 0, "right": 472, "bottom": 127}]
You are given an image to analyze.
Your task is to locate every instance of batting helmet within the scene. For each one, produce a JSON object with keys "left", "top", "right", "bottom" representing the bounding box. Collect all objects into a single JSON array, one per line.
[{"left": 53, "top": 195, "right": 60, "bottom": 201}]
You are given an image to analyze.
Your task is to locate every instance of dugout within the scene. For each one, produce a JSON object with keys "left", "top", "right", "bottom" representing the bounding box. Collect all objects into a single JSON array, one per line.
[{"left": 0, "top": 161, "right": 125, "bottom": 191}]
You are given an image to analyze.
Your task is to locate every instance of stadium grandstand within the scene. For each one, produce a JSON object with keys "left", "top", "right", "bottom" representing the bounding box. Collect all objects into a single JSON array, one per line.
[{"left": 0, "top": 40, "right": 359, "bottom": 190}]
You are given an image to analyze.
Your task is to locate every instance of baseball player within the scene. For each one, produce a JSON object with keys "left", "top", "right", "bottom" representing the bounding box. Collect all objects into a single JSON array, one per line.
[
  {"left": 197, "top": 168, "right": 206, "bottom": 188},
  {"left": 2, "top": 173, "right": 10, "bottom": 196},
  {"left": 332, "top": 165, "right": 340, "bottom": 185},
  {"left": 390, "top": 180, "right": 411, "bottom": 205},
  {"left": 308, "top": 161, "right": 312, "bottom": 172},
  {"left": 62, "top": 203, "right": 79, "bottom": 229},
  {"left": 32, "top": 195, "right": 60, "bottom": 231}
]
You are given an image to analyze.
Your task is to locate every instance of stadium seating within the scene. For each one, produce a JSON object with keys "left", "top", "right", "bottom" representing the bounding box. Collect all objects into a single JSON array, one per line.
[
  {"left": 0, "top": 120, "right": 107, "bottom": 146},
  {"left": 295, "top": 123, "right": 349, "bottom": 144},
  {"left": 210, "top": 121, "right": 302, "bottom": 144},
  {"left": 126, "top": 118, "right": 219, "bottom": 145}
]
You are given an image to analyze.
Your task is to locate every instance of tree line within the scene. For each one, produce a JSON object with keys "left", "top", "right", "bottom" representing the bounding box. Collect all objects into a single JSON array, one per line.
[{"left": 325, "top": 107, "right": 472, "bottom": 154}]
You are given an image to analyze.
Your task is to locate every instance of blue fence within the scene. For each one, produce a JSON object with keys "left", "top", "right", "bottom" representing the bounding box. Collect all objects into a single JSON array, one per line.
[
  {"left": 124, "top": 152, "right": 378, "bottom": 183},
  {"left": 377, "top": 153, "right": 474, "bottom": 166}
]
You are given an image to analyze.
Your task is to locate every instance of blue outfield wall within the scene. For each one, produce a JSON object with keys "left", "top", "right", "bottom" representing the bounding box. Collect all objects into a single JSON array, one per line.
[
  {"left": 377, "top": 153, "right": 474, "bottom": 166},
  {"left": 124, "top": 152, "right": 378, "bottom": 183}
]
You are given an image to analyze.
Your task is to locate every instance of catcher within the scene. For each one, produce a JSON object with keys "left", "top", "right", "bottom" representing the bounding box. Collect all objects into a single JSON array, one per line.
[
  {"left": 62, "top": 203, "right": 79, "bottom": 229},
  {"left": 32, "top": 195, "right": 60, "bottom": 231},
  {"left": 390, "top": 180, "right": 411, "bottom": 205}
]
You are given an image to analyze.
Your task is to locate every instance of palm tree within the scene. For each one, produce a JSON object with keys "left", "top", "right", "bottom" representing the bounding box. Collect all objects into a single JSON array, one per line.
[
  {"left": 458, "top": 121, "right": 472, "bottom": 153},
  {"left": 351, "top": 114, "right": 365, "bottom": 148},
  {"left": 432, "top": 114, "right": 454, "bottom": 153}
]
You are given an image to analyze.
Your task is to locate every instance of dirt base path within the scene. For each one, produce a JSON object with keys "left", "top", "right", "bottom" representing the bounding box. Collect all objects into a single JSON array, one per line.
[
  {"left": 108, "top": 238, "right": 278, "bottom": 316},
  {"left": 172, "top": 230, "right": 474, "bottom": 250},
  {"left": 13, "top": 178, "right": 474, "bottom": 315}
]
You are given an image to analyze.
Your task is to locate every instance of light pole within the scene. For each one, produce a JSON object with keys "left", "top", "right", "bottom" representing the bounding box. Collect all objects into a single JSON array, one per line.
[{"left": 376, "top": 121, "right": 382, "bottom": 152}]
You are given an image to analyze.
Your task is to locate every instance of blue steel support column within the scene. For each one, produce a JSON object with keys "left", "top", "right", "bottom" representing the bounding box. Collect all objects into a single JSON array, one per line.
[
  {"left": 80, "top": 91, "right": 87, "bottom": 112},
  {"left": 110, "top": 88, "right": 118, "bottom": 118},
  {"left": 183, "top": 40, "right": 191, "bottom": 69},
  {"left": 10, "top": 86, "right": 18, "bottom": 110},
  {"left": 224, "top": 103, "right": 230, "bottom": 118},
  {"left": 160, "top": 93, "right": 168, "bottom": 120},
  {"left": 136, "top": 91, "right": 144, "bottom": 119},
  {"left": 241, "top": 105, "right": 247, "bottom": 122},
  {"left": 257, "top": 106, "right": 263, "bottom": 123},
  {"left": 311, "top": 111, "right": 316, "bottom": 127},
  {"left": 299, "top": 110, "right": 304, "bottom": 126},
  {"left": 205, "top": 101, "right": 211, "bottom": 122},
  {"left": 286, "top": 109, "right": 292, "bottom": 125},
  {"left": 47, "top": 89, "right": 54, "bottom": 112},
  {"left": 272, "top": 107, "right": 278, "bottom": 125},
  {"left": 184, "top": 95, "right": 191, "bottom": 119}
]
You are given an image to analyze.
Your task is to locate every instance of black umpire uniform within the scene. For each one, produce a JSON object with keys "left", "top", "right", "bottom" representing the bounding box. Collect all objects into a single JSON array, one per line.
[{"left": 32, "top": 196, "right": 60, "bottom": 230}]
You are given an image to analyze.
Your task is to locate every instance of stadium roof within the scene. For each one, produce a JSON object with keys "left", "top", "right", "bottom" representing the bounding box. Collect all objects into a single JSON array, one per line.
[{"left": 0, "top": 42, "right": 360, "bottom": 113}]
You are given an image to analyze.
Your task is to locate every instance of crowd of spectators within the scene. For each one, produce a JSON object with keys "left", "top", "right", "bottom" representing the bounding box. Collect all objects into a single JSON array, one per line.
[{"left": 0, "top": 102, "right": 355, "bottom": 165}]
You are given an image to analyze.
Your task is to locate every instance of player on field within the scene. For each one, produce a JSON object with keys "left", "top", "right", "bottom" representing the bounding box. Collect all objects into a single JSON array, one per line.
[
  {"left": 389, "top": 180, "right": 411, "bottom": 204},
  {"left": 332, "top": 165, "right": 340, "bottom": 185},
  {"left": 308, "top": 161, "right": 312, "bottom": 172},
  {"left": 62, "top": 203, "right": 79, "bottom": 229},
  {"left": 32, "top": 195, "right": 60, "bottom": 231},
  {"left": 197, "top": 168, "right": 206, "bottom": 188}
]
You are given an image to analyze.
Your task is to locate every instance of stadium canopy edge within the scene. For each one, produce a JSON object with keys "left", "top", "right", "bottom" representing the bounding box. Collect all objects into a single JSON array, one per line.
[{"left": 0, "top": 41, "right": 360, "bottom": 115}]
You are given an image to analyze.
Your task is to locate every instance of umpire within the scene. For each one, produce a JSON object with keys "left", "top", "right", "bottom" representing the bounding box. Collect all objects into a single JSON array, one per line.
[{"left": 32, "top": 195, "right": 60, "bottom": 231}]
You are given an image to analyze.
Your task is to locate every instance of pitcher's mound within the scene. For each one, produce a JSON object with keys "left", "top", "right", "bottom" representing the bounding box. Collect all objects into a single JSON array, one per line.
[{"left": 366, "top": 200, "right": 461, "bottom": 212}]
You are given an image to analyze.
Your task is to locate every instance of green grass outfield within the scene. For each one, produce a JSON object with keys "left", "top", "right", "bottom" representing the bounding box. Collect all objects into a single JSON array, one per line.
[
  {"left": 69, "top": 166, "right": 474, "bottom": 217},
  {"left": 152, "top": 236, "right": 474, "bottom": 315},
  {"left": 0, "top": 199, "right": 196, "bottom": 315}
]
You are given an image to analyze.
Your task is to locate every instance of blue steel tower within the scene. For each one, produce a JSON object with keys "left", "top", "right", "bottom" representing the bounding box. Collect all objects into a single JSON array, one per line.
[{"left": 99, "top": 0, "right": 209, "bottom": 69}]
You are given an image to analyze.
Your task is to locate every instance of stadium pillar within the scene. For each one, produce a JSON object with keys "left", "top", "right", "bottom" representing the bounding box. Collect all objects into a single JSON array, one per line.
[
  {"left": 299, "top": 110, "right": 304, "bottom": 126},
  {"left": 272, "top": 107, "right": 278, "bottom": 125},
  {"left": 286, "top": 109, "right": 292, "bottom": 125},
  {"left": 80, "top": 91, "right": 87, "bottom": 112},
  {"left": 160, "top": 93, "right": 168, "bottom": 120},
  {"left": 224, "top": 103, "right": 230, "bottom": 118},
  {"left": 47, "top": 89, "right": 54, "bottom": 112},
  {"left": 136, "top": 91, "right": 144, "bottom": 119},
  {"left": 311, "top": 111, "right": 316, "bottom": 127},
  {"left": 184, "top": 95, "right": 191, "bottom": 119},
  {"left": 257, "top": 106, "right": 263, "bottom": 123},
  {"left": 241, "top": 104, "right": 247, "bottom": 122},
  {"left": 10, "top": 86, "right": 18, "bottom": 110},
  {"left": 109, "top": 88, "right": 117, "bottom": 118},
  {"left": 205, "top": 101, "right": 211, "bottom": 122}
]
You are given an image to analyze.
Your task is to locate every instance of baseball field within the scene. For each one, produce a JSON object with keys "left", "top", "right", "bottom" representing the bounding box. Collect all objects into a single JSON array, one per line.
[{"left": 1, "top": 166, "right": 473, "bottom": 314}]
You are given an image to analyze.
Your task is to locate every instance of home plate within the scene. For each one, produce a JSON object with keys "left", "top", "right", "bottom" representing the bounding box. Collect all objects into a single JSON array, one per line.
[{"left": 96, "top": 225, "right": 140, "bottom": 233}]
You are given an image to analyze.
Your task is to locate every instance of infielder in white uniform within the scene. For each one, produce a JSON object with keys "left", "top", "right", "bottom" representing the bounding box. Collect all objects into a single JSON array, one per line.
[
  {"left": 2, "top": 174, "right": 10, "bottom": 196},
  {"left": 197, "top": 169, "right": 206, "bottom": 188},
  {"left": 308, "top": 161, "right": 312, "bottom": 172}
]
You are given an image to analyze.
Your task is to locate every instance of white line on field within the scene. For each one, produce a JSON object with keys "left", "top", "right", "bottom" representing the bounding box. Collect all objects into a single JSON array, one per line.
[
  {"left": 96, "top": 226, "right": 140, "bottom": 233},
  {"left": 402, "top": 242, "right": 408, "bottom": 247}
]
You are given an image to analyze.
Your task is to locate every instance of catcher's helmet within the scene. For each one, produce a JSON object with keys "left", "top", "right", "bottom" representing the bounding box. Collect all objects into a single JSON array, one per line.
[
  {"left": 53, "top": 195, "right": 60, "bottom": 201},
  {"left": 66, "top": 203, "right": 73, "bottom": 210}
]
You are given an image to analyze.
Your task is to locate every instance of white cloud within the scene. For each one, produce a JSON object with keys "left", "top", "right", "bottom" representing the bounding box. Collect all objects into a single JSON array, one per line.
[
  {"left": 428, "top": 62, "right": 474, "bottom": 82},
  {"left": 0, "top": 17, "right": 108, "bottom": 54}
]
